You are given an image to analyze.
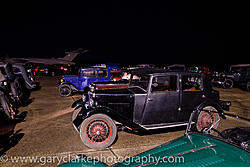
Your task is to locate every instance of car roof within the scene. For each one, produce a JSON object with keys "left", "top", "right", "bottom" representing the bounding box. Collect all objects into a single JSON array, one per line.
[
  {"left": 230, "top": 64, "right": 250, "bottom": 68},
  {"left": 127, "top": 68, "right": 201, "bottom": 76},
  {"left": 80, "top": 68, "right": 107, "bottom": 71}
]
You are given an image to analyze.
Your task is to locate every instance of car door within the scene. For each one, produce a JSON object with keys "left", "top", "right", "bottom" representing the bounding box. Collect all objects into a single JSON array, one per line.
[
  {"left": 141, "top": 74, "right": 180, "bottom": 125},
  {"left": 81, "top": 70, "right": 97, "bottom": 89},
  {"left": 179, "top": 73, "right": 204, "bottom": 122}
]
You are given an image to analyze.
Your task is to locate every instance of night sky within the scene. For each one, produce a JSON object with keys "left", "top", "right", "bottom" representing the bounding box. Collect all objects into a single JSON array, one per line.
[{"left": 0, "top": 1, "right": 247, "bottom": 70}]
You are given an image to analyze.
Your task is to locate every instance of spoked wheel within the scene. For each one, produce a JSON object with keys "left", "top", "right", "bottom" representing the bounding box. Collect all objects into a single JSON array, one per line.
[
  {"left": 196, "top": 106, "right": 220, "bottom": 133},
  {"left": 223, "top": 79, "right": 234, "bottom": 89},
  {"left": 58, "top": 84, "right": 72, "bottom": 97},
  {"left": 79, "top": 114, "right": 117, "bottom": 149}
]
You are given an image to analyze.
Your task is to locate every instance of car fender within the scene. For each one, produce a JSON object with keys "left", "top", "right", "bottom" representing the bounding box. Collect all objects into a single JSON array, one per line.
[
  {"left": 196, "top": 100, "right": 226, "bottom": 119},
  {"left": 72, "top": 98, "right": 84, "bottom": 108},
  {"left": 73, "top": 106, "right": 143, "bottom": 131},
  {"left": 60, "top": 82, "right": 78, "bottom": 91}
]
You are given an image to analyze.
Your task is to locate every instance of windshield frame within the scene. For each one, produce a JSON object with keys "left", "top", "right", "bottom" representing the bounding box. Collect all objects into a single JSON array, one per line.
[{"left": 128, "top": 74, "right": 151, "bottom": 92}]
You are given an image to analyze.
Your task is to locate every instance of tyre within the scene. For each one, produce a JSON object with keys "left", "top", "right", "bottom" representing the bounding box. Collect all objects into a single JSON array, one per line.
[
  {"left": 58, "top": 84, "right": 72, "bottom": 97},
  {"left": 196, "top": 106, "right": 220, "bottom": 133},
  {"left": 247, "top": 81, "right": 250, "bottom": 92},
  {"left": 79, "top": 114, "right": 117, "bottom": 149},
  {"left": 14, "top": 77, "right": 31, "bottom": 104},
  {"left": 72, "top": 107, "right": 81, "bottom": 122},
  {"left": 223, "top": 79, "right": 233, "bottom": 89},
  {"left": 0, "top": 95, "right": 15, "bottom": 119}
]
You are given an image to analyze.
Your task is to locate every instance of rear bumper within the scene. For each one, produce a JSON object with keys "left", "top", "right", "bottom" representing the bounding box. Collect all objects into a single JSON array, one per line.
[{"left": 219, "top": 100, "right": 231, "bottom": 111}]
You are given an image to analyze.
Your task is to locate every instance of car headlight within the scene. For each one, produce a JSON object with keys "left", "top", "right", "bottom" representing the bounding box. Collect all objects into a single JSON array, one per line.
[
  {"left": 82, "top": 94, "right": 86, "bottom": 102},
  {"left": 89, "top": 98, "right": 94, "bottom": 107},
  {"left": 89, "top": 84, "right": 95, "bottom": 92}
]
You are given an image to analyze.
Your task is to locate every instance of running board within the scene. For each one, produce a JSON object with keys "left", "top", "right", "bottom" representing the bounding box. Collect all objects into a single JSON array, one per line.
[{"left": 140, "top": 122, "right": 195, "bottom": 130}]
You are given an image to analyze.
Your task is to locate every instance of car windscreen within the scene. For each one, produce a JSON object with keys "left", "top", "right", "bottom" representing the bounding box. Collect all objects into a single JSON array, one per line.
[
  {"left": 130, "top": 74, "right": 150, "bottom": 91},
  {"left": 82, "top": 70, "right": 97, "bottom": 77}
]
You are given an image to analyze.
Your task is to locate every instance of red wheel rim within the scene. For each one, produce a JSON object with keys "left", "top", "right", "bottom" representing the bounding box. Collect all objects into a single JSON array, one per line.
[
  {"left": 198, "top": 111, "right": 217, "bottom": 131},
  {"left": 84, "top": 119, "right": 112, "bottom": 145}
]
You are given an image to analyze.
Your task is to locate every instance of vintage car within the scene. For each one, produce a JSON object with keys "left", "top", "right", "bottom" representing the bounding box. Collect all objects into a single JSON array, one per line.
[
  {"left": 60, "top": 111, "right": 250, "bottom": 167},
  {"left": 0, "top": 62, "right": 38, "bottom": 90},
  {"left": 212, "top": 64, "right": 250, "bottom": 90},
  {"left": 71, "top": 70, "right": 231, "bottom": 149},
  {"left": 0, "top": 63, "right": 31, "bottom": 107},
  {"left": 58, "top": 68, "right": 112, "bottom": 97},
  {"left": 12, "top": 63, "right": 39, "bottom": 89}
]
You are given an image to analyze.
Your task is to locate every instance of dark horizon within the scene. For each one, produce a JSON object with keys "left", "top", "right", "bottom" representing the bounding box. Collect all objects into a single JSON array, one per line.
[{"left": 0, "top": 1, "right": 247, "bottom": 71}]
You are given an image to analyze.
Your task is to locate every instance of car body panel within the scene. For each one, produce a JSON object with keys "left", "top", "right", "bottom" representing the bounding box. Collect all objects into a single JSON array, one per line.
[
  {"left": 92, "top": 80, "right": 129, "bottom": 90},
  {"left": 141, "top": 91, "right": 180, "bottom": 124}
]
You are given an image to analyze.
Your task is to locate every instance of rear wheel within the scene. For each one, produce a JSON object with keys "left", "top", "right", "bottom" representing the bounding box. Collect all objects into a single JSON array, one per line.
[
  {"left": 79, "top": 114, "right": 117, "bottom": 149},
  {"left": 223, "top": 79, "right": 233, "bottom": 89},
  {"left": 58, "top": 84, "right": 72, "bottom": 97},
  {"left": 246, "top": 81, "right": 250, "bottom": 92},
  {"left": 196, "top": 106, "right": 220, "bottom": 133}
]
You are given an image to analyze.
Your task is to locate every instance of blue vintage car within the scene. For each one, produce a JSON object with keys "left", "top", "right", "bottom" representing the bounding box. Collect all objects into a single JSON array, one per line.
[{"left": 58, "top": 68, "right": 111, "bottom": 97}]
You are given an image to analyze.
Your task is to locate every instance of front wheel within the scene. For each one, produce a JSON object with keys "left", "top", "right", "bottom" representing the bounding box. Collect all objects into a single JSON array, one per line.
[
  {"left": 79, "top": 114, "right": 117, "bottom": 149},
  {"left": 58, "top": 84, "right": 72, "bottom": 97},
  {"left": 196, "top": 106, "right": 220, "bottom": 133}
]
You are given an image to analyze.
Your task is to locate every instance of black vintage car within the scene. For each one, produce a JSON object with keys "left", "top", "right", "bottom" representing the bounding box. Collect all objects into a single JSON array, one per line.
[
  {"left": 72, "top": 69, "right": 231, "bottom": 149},
  {"left": 212, "top": 64, "right": 250, "bottom": 91}
]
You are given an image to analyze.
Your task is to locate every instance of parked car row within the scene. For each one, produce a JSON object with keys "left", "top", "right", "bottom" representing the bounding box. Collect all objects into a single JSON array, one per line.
[
  {"left": 0, "top": 62, "right": 40, "bottom": 120},
  {"left": 58, "top": 64, "right": 250, "bottom": 99}
]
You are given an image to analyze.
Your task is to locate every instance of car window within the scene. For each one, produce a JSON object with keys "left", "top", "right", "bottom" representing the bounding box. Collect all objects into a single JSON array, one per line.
[
  {"left": 82, "top": 70, "right": 97, "bottom": 77},
  {"left": 151, "top": 75, "right": 177, "bottom": 93},
  {"left": 98, "top": 70, "right": 107, "bottom": 77},
  {"left": 130, "top": 75, "right": 150, "bottom": 91},
  {"left": 182, "top": 75, "right": 202, "bottom": 91},
  {"left": 0, "top": 67, "right": 7, "bottom": 75},
  {"left": 12, "top": 67, "right": 21, "bottom": 73}
]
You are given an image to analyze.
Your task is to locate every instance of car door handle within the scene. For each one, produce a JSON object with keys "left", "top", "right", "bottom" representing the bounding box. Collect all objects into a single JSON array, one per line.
[{"left": 148, "top": 98, "right": 153, "bottom": 101}]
